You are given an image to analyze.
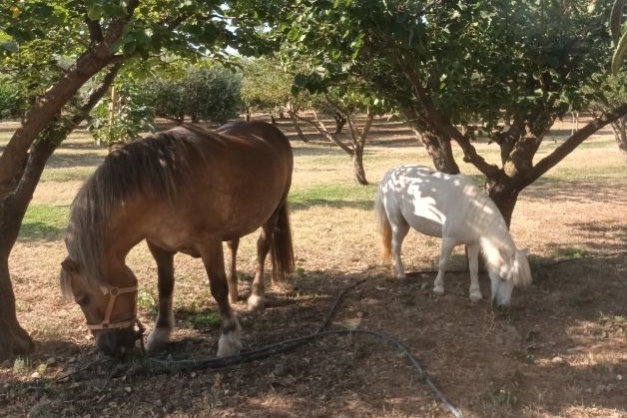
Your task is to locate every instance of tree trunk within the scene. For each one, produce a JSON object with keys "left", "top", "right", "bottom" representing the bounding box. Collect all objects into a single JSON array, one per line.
[
  {"left": 334, "top": 111, "right": 346, "bottom": 134},
  {"left": 411, "top": 127, "right": 460, "bottom": 174},
  {"left": 487, "top": 184, "right": 520, "bottom": 228},
  {"left": 0, "top": 263, "right": 34, "bottom": 358},
  {"left": 288, "top": 113, "right": 309, "bottom": 142},
  {"left": 0, "top": 213, "right": 35, "bottom": 358},
  {"left": 352, "top": 142, "right": 368, "bottom": 185},
  {"left": 610, "top": 117, "right": 627, "bottom": 162},
  {"left": 0, "top": 139, "right": 58, "bottom": 359},
  {"left": 0, "top": 61, "right": 120, "bottom": 359}
]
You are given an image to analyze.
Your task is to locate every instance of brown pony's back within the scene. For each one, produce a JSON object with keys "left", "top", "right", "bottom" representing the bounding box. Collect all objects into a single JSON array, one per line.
[
  {"left": 65, "top": 122, "right": 294, "bottom": 285},
  {"left": 62, "top": 121, "right": 295, "bottom": 357}
]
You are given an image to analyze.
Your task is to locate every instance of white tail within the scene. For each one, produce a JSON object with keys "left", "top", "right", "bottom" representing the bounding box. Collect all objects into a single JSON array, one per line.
[{"left": 374, "top": 188, "right": 392, "bottom": 263}]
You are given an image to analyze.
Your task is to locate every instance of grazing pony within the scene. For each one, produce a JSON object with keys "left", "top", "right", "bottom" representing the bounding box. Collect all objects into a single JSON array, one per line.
[
  {"left": 60, "top": 121, "right": 294, "bottom": 356},
  {"left": 375, "top": 165, "right": 532, "bottom": 307}
]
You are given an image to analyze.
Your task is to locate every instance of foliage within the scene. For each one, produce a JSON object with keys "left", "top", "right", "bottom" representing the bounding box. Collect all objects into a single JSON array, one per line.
[
  {"left": 274, "top": 0, "right": 610, "bottom": 134},
  {"left": 147, "top": 65, "right": 243, "bottom": 124},
  {"left": 585, "top": 70, "right": 627, "bottom": 156},
  {"left": 264, "top": 0, "right": 623, "bottom": 222},
  {"left": 88, "top": 77, "right": 156, "bottom": 145},
  {"left": 0, "top": 75, "right": 24, "bottom": 120},
  {"left": 240, "top": 57, "right": 294, "bottom": 115}
]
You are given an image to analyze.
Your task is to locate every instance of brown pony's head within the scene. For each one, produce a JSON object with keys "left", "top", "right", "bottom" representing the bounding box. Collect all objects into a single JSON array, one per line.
[{"left": 60, "top": 257, "right": 140, "bottom": 356}]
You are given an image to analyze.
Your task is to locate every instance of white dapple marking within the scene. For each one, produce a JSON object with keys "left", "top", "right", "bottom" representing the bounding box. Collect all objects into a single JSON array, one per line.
[{"left": 375, "top": 165, "right": 532, "bottom": 307}]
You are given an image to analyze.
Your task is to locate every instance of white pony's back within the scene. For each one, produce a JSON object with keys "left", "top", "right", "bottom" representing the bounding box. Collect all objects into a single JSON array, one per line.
[
  {"left": 375, "top": 165, "right": 532, "bottom": 307},
  {"left": 379, "top": 165, "right": 510, "bottom": 244}
]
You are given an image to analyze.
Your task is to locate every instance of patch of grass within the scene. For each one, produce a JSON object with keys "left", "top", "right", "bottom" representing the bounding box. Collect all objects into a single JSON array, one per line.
[
  {"left": 13, "top": 356, "right": 31, "bottom": 372},
  {"left": 552, "top": 247, "right": 588, "bottom": 259},
  {"left": 598, "top": 312, "right": 626, "bottom": 326},
  {"left": 548, "top": 164, "right": 627, "bottom": 181},
  {"left": 489, "top": 387, "right": 518, "bottom": 408},
  {"left": 40, "top": 167, "right": 96, "bottom": 183},
  {"left": 18, "top": 205, "right": 69, "bottom": 241},
  {"left": 189, "top": 312, "right": 221, "bottom": 330},
  {"left": 236, "top": 271, "right": 252, "bottom": 282},
  {"left": 296, "top": 267, "right": 306, "bottom": 279},
  {"left": 137, "top": 290, "right": 157, "bottom": 314},
  {"left": 289, "top": 184, "right": 377, "bottom": 210}
]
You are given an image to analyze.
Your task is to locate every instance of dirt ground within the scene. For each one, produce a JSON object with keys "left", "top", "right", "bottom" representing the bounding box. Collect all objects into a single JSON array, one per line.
[{"left": 1, "top": 117, "right": 626, "bottom": 418}]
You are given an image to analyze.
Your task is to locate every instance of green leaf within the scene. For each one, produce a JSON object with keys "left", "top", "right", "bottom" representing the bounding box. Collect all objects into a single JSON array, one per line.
[
  {"left": 87, "top": 4, "right": 103, "bottom": 21},
  {"left": 0, "top": 41, "right": 17, "bottom": 53}
]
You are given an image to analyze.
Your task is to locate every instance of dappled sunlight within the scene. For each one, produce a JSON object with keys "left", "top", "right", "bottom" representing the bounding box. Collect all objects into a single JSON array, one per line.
[{"left": 4, "top": 120, "right": 627, "bottom": 418}]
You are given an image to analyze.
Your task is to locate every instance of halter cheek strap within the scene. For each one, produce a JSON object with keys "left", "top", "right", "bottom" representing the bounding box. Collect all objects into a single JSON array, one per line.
[{"left": 86, "top": 285, "right": 138, "bottom": 331}]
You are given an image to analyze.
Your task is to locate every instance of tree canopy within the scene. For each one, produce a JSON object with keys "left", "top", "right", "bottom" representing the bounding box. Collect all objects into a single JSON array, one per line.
[{"left": 265, "top": 0, "right": 627, "bottom": 223}]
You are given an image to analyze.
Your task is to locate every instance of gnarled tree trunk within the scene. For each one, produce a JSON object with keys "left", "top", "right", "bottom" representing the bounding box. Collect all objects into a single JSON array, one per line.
[
  {"left": 0, "top": 139, "right": 57, "bottom": 358},
  {"left": 0, "top": 61, "right": 122, "bottom": 359}
]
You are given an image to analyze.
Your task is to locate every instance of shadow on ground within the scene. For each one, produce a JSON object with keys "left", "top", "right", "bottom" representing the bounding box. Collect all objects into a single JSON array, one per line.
[{"left": 2, "top": 252, "right": 626, "bottom": 418}]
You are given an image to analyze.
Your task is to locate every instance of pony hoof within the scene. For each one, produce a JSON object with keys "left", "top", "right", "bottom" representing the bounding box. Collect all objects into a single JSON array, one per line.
[
  {"left": 146, "top": 327, "right": 171, "bottom": 352},
  {"left": 247, "top": 294, "right": 265, "bottom": 311},
  {"left": 469, "top": 292, "right": 483, "bottom": 303},
  {"left": 433, "top": 286, "right": 445, "bottom": 295},
  {"left": 217, "top": 333, "right": 242, "bottom": 357}
]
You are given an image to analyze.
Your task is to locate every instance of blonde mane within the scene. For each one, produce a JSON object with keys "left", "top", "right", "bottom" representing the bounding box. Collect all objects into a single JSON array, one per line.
[{"left": 64, "top": 126, "right": 216, "bottom": 285}]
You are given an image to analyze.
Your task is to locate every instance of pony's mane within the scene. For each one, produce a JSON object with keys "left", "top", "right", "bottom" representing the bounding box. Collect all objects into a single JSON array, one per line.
[
  {"left": 64, "top": 125, "right": 217, "bottom": 285},
  {"left": 469, "top": 190, "right": 515, "bottom": 273},
  {"left": 473, "top": 192, "right": 531, "bottom": 286}
]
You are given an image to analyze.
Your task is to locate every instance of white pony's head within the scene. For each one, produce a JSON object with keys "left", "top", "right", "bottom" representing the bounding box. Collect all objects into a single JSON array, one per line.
[{"left": 488, "top": 249, "right": 532, "bottom": 307}]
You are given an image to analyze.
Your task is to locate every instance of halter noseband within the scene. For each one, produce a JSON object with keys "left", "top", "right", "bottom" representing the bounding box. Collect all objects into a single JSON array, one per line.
[{"left": 86, "top": 285, "right": 138, "bottom": 331}]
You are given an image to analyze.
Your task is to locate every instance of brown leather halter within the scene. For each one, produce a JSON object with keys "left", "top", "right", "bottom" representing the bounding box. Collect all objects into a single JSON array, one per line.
[{"left": 86, "top": 285, "right": 138, "bottom": 330}]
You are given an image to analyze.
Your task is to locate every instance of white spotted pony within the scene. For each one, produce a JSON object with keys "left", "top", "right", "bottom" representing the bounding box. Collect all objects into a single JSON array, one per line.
[{"left": 375, "top": 165, "right": 532, "bottom": 307}]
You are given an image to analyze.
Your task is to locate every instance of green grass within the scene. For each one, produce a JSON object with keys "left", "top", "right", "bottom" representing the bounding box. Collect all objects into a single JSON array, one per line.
[
  {"left": 189, "top": 312, "right": 221, "bottom": 330},
  {"left": 289, "top": 183, "right": 377, "bottom": 210},
  {"left": 19, "top": 204, "right": 69, "bottom": 241},
  {"left": 40, "top": 167, "right": 96, "bottom": 183},
  {"left": 551, "top": 246, "right": 588, "bottom": 259},
  {"left": 548, "top": 164, "right": 627, "bottom": 181}
]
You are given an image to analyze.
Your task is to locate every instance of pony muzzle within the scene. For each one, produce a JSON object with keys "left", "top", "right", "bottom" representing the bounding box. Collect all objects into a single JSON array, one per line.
[{"left": 95, "top": 326, "right": 142, "bottom": 356}]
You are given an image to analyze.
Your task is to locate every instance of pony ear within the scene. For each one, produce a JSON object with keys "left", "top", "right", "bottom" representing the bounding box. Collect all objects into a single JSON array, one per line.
[{"left": 61, "top": 257, "right": 80, "bottom": 273}]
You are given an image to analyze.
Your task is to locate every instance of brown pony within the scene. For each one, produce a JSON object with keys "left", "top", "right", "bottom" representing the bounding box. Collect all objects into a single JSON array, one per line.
[{"left": 60, "top": 121, "right": 294, "bottom": 356}]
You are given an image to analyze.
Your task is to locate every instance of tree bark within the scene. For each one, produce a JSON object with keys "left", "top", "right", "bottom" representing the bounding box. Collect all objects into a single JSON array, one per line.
[
  {"left": 352, "top": 141, "right": 368, "bottom": 185},
  {"left": 0, "top": 0, "right": 138, "bottom": 199},
  {"left": 334, "top": 111, "right": 346, "bottom": 134},
  {"left": 610, "top": 117, "right": 627, "bottom": 162},
  {"left": 0, "top": 62, "right": 122, "bottom": 359},
  {"left": 0, "top": 140, "right": 57, "bottom": 359}
]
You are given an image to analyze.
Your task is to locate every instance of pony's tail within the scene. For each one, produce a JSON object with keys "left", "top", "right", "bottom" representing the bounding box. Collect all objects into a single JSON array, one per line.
[
  {"left": 374, "top": 188, "right": 392, "bottom": 264},
  {"left": 270, "top": 200, "right": 295, "bottom": 282}
]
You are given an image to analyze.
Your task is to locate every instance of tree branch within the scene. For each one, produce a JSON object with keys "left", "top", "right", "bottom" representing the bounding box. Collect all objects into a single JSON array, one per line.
[
  {"left": 522, "top": 103, "right": 627, "bottom": 189},
  {"left": 85, "top": 18, "right": 104, "bottom": 44},
  {"left": 15, "top": 61, "right": 123, "bottom": 206},
  {"left": 289, "top": 110, "right": 354, "bottom": 155},
  {"left": 401, "top": 65, "right": 500, "bottom": 179},
  {"left": 0, "top": 1, "right": 138, "bottom": 199}
]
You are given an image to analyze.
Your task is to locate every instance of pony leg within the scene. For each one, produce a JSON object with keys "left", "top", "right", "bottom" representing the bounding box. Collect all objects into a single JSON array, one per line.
[
  {"left": 248, "top": 224, "right": 273, "bottom": 311},
  {"left": 145, "top": 242, "right": 176, "bottom": 352},
  {"left": 467, "top": 242, "right": 482, "bottom": 302},
  {"left": 391, "top": 221, "right": 410, "bottom": 279},
  {"left": 199, "top": 242, "right": 242, "bottom": 357},
  {"left": 433, "top": 239, "right": 455, "bottom": 295},
  {"left": 226, "top": 239, "right": 240, "bottom": 305}
]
